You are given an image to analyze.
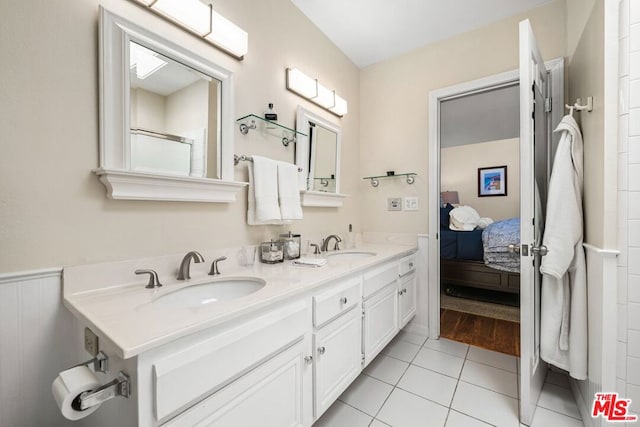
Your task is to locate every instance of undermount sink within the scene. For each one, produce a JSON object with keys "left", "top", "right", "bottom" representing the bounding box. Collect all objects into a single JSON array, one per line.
[
  {"left": 152, "top": 277, "right": 266, "bottom": 308},
  {"left": 326, "top": 251, "right": 377, "bottom": 261}
]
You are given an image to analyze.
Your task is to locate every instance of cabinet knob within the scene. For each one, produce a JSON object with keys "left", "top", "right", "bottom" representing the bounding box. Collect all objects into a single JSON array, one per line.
[
  {"left": 403, "top": 288, "right": 407, "bottom": 293},
  {"left": 318, "top": 346, "right": 326, "bottom": 355},
  {"left": 409, "top": 262, "right": 414, "bottom": 268},
  {"left": 340, "top": 297, "right": 348, "bottom": 304},
  {"left": 304, "top": 355, "right": 313, "bottom": 365}
]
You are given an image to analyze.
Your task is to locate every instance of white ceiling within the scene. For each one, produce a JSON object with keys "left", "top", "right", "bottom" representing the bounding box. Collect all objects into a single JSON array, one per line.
[{"left": 290, "top": 0, "right": 553, "bottom": 68}]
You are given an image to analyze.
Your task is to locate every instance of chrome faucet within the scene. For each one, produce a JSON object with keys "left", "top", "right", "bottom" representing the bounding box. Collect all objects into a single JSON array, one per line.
[
  {"left": 177, "top": 251, "right": 204, "bottom": 280},
  {"left": 209, "top": 256, "right": 227, "bottom": 276},
  {"left": 135, "top": 269, "right": 162, "bottom": 289},
  {"left": 321, "top": 235, "right": 342, "bottom": 252}
]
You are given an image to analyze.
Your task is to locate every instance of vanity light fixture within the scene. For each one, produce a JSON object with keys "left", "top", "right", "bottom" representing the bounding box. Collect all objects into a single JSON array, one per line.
[
  {"left": 133, "top": 0, "right": 248, "bottom": 59},
  {"left": 286, "top": 68, "right": 348, "bottom": 117}
]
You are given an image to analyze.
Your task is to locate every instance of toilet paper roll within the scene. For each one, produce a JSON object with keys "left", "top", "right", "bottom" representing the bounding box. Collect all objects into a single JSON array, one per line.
[{"left": 52, "top": 366, "right": 102, "bottom": 421}]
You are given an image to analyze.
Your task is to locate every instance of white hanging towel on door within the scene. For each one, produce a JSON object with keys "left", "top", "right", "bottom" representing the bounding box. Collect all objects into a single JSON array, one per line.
[{"left": 540, "top": 115, "right": 587, "bottom": 380}]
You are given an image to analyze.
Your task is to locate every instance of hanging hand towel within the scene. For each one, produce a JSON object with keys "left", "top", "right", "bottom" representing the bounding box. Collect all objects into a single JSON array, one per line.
[
  {"left": 277, "top": 161, "right": 303, "bottom": 221},
  {"left": 247, "top": 156, "right": 282, "bottom": 225}
]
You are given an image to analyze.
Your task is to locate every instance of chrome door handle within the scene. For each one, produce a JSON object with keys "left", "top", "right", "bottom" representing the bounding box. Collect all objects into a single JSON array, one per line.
[
  {"left": 304, "top": 356, "right": 313, "bottom": 365},
  {"left": 318, "top": 346, "right": 326, "bottom": 355},
  {"left": 507, "top": 244, "right": 520, "bottom": 254},
  {"left": 531, "top": 245, "right": 549, "bottom": 256}
]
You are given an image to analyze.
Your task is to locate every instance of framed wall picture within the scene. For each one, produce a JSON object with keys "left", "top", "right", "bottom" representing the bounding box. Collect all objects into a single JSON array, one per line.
[{"left": 478, "top": 165, "right": 507, "bottom": 197}]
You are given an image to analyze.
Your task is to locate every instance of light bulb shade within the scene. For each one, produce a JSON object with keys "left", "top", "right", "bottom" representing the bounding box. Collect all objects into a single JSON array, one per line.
[
  {"left": 330, "top": 95, "right": 348, "bottom": 116},
  {"left": 151, "top": 0, "right": 212, "bottom": 36},
  {"left": 205, "top": 11, "right": 248, "bottom": 57},
  {"left": 286, "top": 68, "right": 318, "bottom": 99},
  {"left": 285, "top": 68, "right": 348, "bottom": 117},
  {"left": 441, "top": 191, "right": 460, "bottom": 205},
  {"left": 314, "top": 83, "right": 335, "bottom": 109}
]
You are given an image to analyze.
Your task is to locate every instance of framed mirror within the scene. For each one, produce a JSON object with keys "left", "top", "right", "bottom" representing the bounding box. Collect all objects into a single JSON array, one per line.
[
  {"left": 96, "top": 7, "right": 245, "bottom": 202},
  {"left": 295, "top": 106, "right": 346, "bottom": 207}
]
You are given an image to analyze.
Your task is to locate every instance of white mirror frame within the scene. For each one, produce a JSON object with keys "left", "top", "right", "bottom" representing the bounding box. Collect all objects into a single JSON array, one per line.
[
  {"left": 295, "top": 106, "right": 347, "bottom": 207},
  {"left": 95, "top": 7, "right": 245, "bottom": 203}
]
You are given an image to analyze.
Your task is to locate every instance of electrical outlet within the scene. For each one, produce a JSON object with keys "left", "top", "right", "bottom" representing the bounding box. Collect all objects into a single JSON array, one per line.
[
  {"left": 387, "top": 197, "right": 402, "bottom": 211},
  {"left": 404, "top": 197, "right": 419, "bottom": 211},
  {"left": 84, "top": 327, "right": 99, "bottom": 357}
]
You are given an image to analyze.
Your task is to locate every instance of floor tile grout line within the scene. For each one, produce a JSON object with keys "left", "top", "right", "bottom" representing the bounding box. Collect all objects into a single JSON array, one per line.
[
  {"left": 393, "top": 384, "right": 454, "bottom": 410},
  {"left": 370, "top": 348, "right": 415, "bottom": 421},
  {"left": 464, "top": 357, "right": 519, "bottom": 374},
  {"left": 335, "top": 398, "right": 378, "bottom": 420},
  {"left": 457, "top": 379, "right": 519, "bottom": 401},
  {"left": 448, "top": 408, "right": 500, "bottom": 426},
  {"left": 370, "top": 335, "right": 432, "bottom": 423},
  {"left": 409, "top": 360, "right": 465, "bottom": 381},
  {"left": 535, "top": 403, "right": 583, "bottom": 421}
]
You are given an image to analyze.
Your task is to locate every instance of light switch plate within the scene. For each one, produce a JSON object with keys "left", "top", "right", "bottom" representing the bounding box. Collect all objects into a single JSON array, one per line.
[
  {"left": 388, "top": 197, "right": 402, "bottom": 211},
  {"left": 404, "top": 197, "right": 419, "bottom": 211}
]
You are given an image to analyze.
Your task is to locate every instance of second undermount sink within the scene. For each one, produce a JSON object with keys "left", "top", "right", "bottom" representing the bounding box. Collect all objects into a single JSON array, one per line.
[
  {"left": 326, "top": 251, "right": 377, "bottom": 261},
  {"left": 152, "top": 277, "right": 266, "bottom": 309}
]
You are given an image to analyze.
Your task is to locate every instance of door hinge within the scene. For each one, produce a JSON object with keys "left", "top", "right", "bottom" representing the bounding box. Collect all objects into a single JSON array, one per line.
[
  {"left": 361, "top": 353, "right": 365, "bottom": 366},
  {"left": 545, "top": 97, "right": 552, "bottom": 113},
  {"left": 361, "top": 309, "right": 365, "bottom": 319}
]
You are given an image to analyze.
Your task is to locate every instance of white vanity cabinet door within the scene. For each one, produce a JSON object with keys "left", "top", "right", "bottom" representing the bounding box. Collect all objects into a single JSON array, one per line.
[
  {"left": 164, "top": 339, "right": 311, "bottom": 427},
  {"left": 398, "top": 271, "right": 417, "bottom": 329},
  {"left": 363, "top": 282, "right": 398, "bottom": 366},
  {"left": 313, "top": 305, "right": 363, "bottom": 420},
  {"left": 148, "top": 301, "right": 311, "bottom": 425}
]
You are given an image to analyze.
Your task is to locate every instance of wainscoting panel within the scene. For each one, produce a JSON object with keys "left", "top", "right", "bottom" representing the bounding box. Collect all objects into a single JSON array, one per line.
[
  {"left": 574, "top": 244, "right": 620, "bottom": 427},
  {"left": 0, "top": 269, "right": 78, "bottom": 427}
]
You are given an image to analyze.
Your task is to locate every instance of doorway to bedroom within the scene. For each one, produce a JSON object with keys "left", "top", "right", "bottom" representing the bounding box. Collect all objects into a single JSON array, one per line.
[{"left": 438, "top": 82, "right": 522, "bottom": 356}]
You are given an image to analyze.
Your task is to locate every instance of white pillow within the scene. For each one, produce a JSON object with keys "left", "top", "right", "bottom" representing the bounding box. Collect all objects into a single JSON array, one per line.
[{"left": 449, "top": 206, "right": 480, "bottom": 231}]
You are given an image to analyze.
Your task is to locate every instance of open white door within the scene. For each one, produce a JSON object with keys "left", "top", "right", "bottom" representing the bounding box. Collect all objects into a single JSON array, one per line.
[{"left": 518, "top": 19, "right": 549, "bottom": 425}]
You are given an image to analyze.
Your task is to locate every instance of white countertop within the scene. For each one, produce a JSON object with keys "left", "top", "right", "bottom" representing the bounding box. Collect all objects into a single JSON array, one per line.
[{"left": 63, "top": 243, "right": 417, "bottom": 359}]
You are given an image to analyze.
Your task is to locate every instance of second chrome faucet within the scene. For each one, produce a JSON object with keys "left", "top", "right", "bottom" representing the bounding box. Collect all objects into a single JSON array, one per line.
[
  {"left": 177, "top": 251, "right": 228, "bottom": 280},
  {"left": 177, "top": 251, "right": 204, "bottom": 280}
]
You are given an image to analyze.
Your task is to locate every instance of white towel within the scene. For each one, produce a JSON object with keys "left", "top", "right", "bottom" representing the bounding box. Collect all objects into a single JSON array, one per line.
[
  {"left": 277, "top": 161, "right": 303, "bottom": 221},
  {"left": 292, "top": 257, "right": 327, "bottom": 267},
  {"left": 248, "top": 156, "right": 281, "bottom": 225},
  {"left": 540, "top": 115, "right": 587, "bottom": 380}
]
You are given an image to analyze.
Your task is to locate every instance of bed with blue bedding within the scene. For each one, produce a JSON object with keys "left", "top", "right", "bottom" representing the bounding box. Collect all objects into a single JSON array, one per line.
[{"left": 440, "top": 204, "right": 521, "bottom": 295}]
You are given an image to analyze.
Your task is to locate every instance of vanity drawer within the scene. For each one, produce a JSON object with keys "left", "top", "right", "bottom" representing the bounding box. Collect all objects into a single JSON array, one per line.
[
  {"left": 313, "top": 275, "right": 362, "bottom": 327},
  {"left": 363, "top": 261, "right": 398, "bottom": 298},
  {"left": 399, "top": 254, "right": 416, "bottom": 277},
  {"left": 152, "top": 300, "right": 309, "bottom": 423}
]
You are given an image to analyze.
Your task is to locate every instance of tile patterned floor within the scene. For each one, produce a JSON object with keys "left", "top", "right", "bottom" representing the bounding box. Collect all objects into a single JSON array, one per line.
[{"left": 315, "top": 329, "right": 584, "bottom": 427}]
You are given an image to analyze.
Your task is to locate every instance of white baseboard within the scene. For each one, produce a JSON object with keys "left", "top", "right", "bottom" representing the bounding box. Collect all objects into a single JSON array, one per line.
[{"left": 570, "top": 378, "right": 596, "bottom": 427}]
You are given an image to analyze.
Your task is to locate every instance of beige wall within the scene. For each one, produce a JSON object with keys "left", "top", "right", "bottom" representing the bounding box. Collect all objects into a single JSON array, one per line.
[
  {"left": 567, "top": 0, "right": 606, "bottom": 247},
  {"left": 0, "top": 0, "right": 360, "bottom": 273},
  {"left": 358, "top": 0, "right": 567, "bottom": 234},
  {"left": 441, "top": 138, "right": 520, "bottom": 221}
]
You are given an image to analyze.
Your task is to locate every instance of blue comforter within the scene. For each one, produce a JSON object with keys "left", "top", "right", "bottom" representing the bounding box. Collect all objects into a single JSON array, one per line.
[{"left": 482, "top": 218, "right": 520, "bottom": 273}]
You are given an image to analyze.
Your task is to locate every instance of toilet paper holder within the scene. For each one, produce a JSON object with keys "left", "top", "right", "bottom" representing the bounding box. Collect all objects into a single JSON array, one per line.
[
  {"left": 72, "top": 371, "right": 130, "bottom": 411},
  {"left": 70, "top": 351, "right": 131, "bottom": 410},
  {"left": 75, "top": 351, "right": 109, "bottom": 373}
]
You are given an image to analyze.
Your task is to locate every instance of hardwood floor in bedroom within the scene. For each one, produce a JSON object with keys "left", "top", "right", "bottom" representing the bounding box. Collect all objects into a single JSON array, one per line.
[{"left": 440, "top": 309, "right": 520, "bottom": 357}]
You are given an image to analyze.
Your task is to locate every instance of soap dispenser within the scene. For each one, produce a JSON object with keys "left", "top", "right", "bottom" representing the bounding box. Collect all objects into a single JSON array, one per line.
[{"left": 346, "top": 224, "right": 355, "bottom": 249}]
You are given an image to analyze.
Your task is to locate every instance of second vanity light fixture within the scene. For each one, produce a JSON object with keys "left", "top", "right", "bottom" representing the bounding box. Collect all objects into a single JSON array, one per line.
[
  {"left": 133, "top": 0, "right": 248, "bottom": 59},
  {"left": 286, "top": 68, "right": 348, "bottom": 117}
]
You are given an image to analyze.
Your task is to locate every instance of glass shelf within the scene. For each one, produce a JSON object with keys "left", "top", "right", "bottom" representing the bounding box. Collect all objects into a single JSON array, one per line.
[
  {"left": 236, "top": 114, "right": 307, "bottom": 147},
  {"left": 362, "top": 173, "right": 417, "bottom": 187}
]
